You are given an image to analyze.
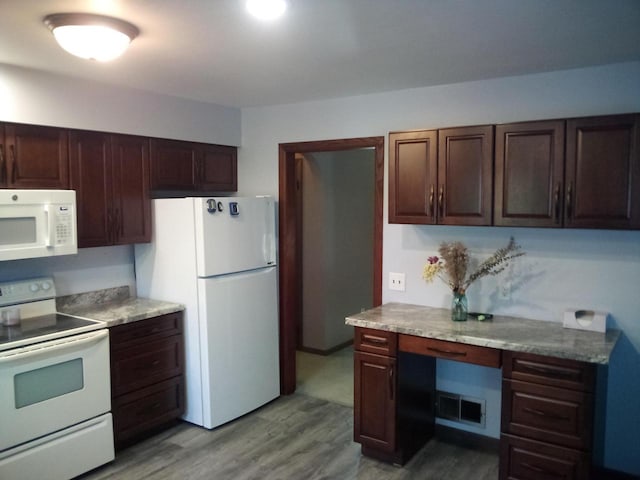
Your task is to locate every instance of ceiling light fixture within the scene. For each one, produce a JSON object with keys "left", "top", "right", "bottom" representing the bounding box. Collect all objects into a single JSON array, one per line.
[
  {"left": 43, "top": 13, "right": 139, "bottom": 62},
  {"left": 246, "top": 0, "right": 287, "bottom": 21}
]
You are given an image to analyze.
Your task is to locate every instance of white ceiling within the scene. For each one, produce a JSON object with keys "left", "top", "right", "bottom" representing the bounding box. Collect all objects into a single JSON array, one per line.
[{"left": 1, "top": 0, "right": 639, "bottom": 108}]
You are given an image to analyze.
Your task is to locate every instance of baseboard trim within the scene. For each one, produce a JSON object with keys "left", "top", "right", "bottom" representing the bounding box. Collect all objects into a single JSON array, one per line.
[
  {"left": 434, "top": 424, "right": 500, "bottom": 453},
  {"left": 298, "top": 339, "right": 353, "bottom": 356},
  {"left": 591, "top": 466, "right": 639, "bottom": 480}
]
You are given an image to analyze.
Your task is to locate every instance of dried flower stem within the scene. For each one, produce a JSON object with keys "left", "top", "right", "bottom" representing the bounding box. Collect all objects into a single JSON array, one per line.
[{"left": 423, "top": 237, "right": 525, "bottom": 293}]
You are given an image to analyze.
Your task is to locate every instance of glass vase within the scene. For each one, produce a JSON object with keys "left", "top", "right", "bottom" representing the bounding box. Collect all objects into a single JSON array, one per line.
[{"left": 451, "top": 291, "right": 468, "bottom": 321}]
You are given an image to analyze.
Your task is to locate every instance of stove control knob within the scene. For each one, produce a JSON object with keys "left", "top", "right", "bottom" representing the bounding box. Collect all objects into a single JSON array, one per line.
[
  {"left": 41, "top": 282, "right": 52, "bottom": 291},
  {"left": 30, "top": 283, "right": 40, "bottom": 292}
]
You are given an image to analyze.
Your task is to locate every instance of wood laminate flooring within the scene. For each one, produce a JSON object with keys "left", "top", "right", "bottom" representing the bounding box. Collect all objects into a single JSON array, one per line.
[
  {"left": 296, "top": 346, "right": 354, "bottom": 407},
  {"left": 80, "top": 394, "right": 499, "bottom": 480}
]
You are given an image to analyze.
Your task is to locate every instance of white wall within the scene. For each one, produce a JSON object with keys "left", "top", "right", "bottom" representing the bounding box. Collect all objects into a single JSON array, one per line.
[
  {"left": 301, "top": 150, "right": 374, "bottom": 352},
  {"left": 0, "top": 63, "right": 241, "bottom": 145},
  {"left": 0, "top": 246, "right": 135, "bottom": 296},
  {"left": 240, "top": 61, "right": 640, "bottom": 475}
]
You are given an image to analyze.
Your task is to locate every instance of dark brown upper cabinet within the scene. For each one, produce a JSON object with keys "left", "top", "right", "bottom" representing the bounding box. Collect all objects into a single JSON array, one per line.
[
  {"left": 70, "top": 131, "right": 151, "bottom": 247},
  {"left": 494, "top": 120, "right": 565, "bottom": 227},
  {"left": 388, "top": 130, "right": 438, "bottom": 224},
  {"left": 1, "top": 123, "right": 69, "bottom": 189},
  {"left": 389, "top": 126, "right": 493, "bottom": 225},
  {"left": 199, "top": 144, "right": 237, "bottom": 191},
  {"left": 150, "top": 138, "right": 237, "bottom": 192},
  {"left": 438, "top": 125, "right": 494, "bottom": 225},
  {"left": 565, "top": 114, "right": 640, "bottom": 229}
]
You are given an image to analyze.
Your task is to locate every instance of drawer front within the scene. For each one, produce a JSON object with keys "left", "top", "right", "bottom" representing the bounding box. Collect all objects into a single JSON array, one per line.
[
  {"left": 502, "top": 379, "right": 593, "bottom": 450},
  {"left": 110, "top": 311, "right": 183, "bottom": 348},
  {"left": 399, "top": 335, "right": 501, "bottom": 368},
  {"left": 500, "top": 433, "right": 590, "bottom": 480},
  {"left": 111, "top": 335, "right": 183, "bottom": 396},
  {"left": 113, "top": 376, "right": 184, "bottom": 444},
  {"left": 503, "top": 351, "right": 595, "bottom": 392},
  {"left": 355, "top": 327, "right": 398, "bottom": 356}
]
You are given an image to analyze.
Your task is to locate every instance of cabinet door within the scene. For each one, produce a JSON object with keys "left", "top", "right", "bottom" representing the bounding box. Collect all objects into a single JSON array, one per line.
[
  {"left": 149, "top": 139, "right": 197, "bottom": 190},
  {"left": 494, "top": 121, "right": 565, "bottom": 227},
  {"left": 69, "top": 131, "right": 113, "bottom": 247},
  {"left": 438, "top": 125, "right": 493, "bottom": 225},
  {"left": 199, "top": 144, "right": 237, "bottom": 191},
  {"left": 388, "top": 130, "right": 438, "bottom": 224},
  {"left": 354, "top": 351, "right": 396, "bottom": 453},
  {"left": 0, "top": 127, "right": 6, "bottom": 186},
  {"left": 4, "top": 124, "right": 69, "bottom": 189},
  {"left": 566, "top": 114, "right": 640, "bottom": 229},
  {"left": 111, "top": 135, "right": 151, "bottom": 244}
]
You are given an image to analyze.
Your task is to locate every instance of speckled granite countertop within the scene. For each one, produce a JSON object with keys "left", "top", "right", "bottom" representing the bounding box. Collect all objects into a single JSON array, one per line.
[
  {"left": 346, "top": 302, "right": 620, "bottom": 364},
  {"left": 57, "top": 286, "right": 184, "bottom": 328}
]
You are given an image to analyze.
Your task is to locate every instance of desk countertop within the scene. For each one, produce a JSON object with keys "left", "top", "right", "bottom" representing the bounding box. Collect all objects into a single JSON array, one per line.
[{"left": 346, "top": 303, "right": 620, "bottom": 364}]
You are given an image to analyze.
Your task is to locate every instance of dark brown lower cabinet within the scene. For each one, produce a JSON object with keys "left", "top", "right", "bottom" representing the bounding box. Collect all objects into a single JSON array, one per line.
[
  {"left": 355, "top": 330, "right": 603, "bottom": 477},
  {"left": 500, "top": 351, "right": 596, "bottom": 480},
  {"left": 354, "top": 328, "right": 436, "bottom": 464},
  {"left": 500, "top": 433, "right": 590, "bottom": 480},
  {"left": 109, "top": 311, "right": 185, "bottom": 449}
]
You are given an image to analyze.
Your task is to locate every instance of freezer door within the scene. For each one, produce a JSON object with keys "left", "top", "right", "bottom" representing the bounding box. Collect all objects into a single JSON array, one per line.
[
  {"left": 193, "top": 196, "right": 276, "bottom": 277},
  {"left": 197, "top": 267, "right": 279, "bottom": 429}
]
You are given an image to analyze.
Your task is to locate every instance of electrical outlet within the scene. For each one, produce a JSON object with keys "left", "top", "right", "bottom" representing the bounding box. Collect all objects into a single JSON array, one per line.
[
  {"left": 389, "top": 272, "right": 406, "bottom": 291},
  {"left": 499, "top": 280, "right": 511, "bottom": 300}
]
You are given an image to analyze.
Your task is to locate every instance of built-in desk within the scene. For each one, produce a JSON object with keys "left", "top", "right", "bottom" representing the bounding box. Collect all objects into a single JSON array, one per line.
[{"left": 346, "top": 303, "right": 620, "bottom": 479}]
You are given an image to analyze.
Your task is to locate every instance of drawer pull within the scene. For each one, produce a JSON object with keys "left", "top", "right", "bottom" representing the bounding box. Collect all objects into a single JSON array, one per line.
[
  {"left": 150, "top": 360, "right": 161, "bottom": 367},
  {"left": 523, "top": 406, "right": 570, "bottom": 421},
  {"left": 519, "top": 361, "right": 578, "bottom": 379},
  {"left": 362, "top": 335, "right": 388, "bottom": 346},
  {"left": 522, "top": 462, "right": 562, "bottom": 478},
  {"left": 427, "top": 347, "right": 467, "bottom": 357}
]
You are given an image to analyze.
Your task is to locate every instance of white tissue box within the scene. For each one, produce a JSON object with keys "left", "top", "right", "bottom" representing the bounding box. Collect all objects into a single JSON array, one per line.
[{"left": 563, "top": 309, "right": 607, "bottom": 333}]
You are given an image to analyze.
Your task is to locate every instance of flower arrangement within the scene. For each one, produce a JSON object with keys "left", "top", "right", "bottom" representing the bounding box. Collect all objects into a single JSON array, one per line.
[{"left": 422, "top": 237, "right": 525, "bottom": 294}]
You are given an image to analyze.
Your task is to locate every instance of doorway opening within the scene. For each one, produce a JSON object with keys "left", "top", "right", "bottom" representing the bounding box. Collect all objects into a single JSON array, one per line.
[{"left": 278, "top": 137, "right": 384, "bottom": 395}]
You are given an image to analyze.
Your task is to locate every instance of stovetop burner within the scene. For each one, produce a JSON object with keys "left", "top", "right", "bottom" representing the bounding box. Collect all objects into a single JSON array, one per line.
[{"left": 0, "top": 313, "right": 104, "bottom": 350}]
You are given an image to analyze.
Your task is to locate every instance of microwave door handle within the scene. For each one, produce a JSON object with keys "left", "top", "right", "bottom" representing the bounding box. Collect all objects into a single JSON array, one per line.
[
  {"left": 43, "top": 205, "right": 54, "bottom": 247},
  {"left": 0, "top": 329, "right": 108, "bottom": 365}
]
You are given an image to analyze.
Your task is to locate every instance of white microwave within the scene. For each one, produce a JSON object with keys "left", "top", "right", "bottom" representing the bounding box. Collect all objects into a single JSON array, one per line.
[{"left": 0, "top": 189, "right": 78, "bottom": 261}]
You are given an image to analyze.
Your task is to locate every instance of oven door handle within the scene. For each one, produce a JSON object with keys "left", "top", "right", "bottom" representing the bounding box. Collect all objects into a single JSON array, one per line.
[{"left": 0, "top": 329, "right": 108, "bottom": 364}]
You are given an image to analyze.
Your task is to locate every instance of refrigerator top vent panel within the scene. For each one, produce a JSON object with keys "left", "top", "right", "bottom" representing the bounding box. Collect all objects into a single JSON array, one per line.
[{"left": 193, "top": 196, "right": 276, "bottom": 278}]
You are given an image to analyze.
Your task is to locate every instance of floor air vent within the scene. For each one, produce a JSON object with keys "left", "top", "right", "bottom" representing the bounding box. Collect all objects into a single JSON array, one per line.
[{"left": 436, "top": 391, "right": 486, "bottom": 427}]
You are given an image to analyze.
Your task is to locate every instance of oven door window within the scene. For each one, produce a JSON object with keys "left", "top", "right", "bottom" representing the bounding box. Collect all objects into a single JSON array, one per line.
[
  {"left": 14, "top": 358, "right": 84, "bottom": 408},
  {"left": 0, "top": 217, "right": 37, "bottom": 246}
]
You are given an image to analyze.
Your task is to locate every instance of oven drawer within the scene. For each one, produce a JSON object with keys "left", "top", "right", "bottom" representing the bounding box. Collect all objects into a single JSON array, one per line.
[
  {"left": 502, "top": 378, "right": 593, "bottom": 450},
  {"left": 113, "top": 376, "right": 184, "bottom": 445},
  {"left": 111, "top": 335, "right": 183, "bottom": 396},
  {"left": 503, "top": 351, "right": 595, "bottom": 392},
  {"left": 110, "top": 311, "right": 183, "bottom": 347},
  {"left": 399, "top": 335, "right": 501, "bottom": 368},
  {"left": 355, "top": 327, "right": 397, "bottom": 356},
  {"left": 500, "top": 433, "right": 590, "bottom": 480}
]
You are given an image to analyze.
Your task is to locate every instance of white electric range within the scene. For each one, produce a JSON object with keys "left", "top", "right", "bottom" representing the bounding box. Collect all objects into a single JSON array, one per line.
[{"left": 0, "top": 277, "right": 114, "bottom": 480}]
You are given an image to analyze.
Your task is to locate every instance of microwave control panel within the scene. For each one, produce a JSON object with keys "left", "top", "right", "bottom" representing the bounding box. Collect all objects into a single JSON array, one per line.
[{"left": 51, "top": 205, "right": 74, "bottom": 245}]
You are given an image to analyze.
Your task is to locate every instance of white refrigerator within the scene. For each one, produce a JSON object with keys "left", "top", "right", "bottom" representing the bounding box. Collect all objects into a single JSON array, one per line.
[{"left": 134, "top": 196, "right": 279, "bottom": 429}]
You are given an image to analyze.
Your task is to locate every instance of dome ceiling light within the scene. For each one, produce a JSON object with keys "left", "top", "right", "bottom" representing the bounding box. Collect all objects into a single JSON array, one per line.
[
  {"left": 246, "top": 0, "right": 287, "bottom": 21},
  {"left": 43, "top": 13, "right": 139, "bottom": 62}
]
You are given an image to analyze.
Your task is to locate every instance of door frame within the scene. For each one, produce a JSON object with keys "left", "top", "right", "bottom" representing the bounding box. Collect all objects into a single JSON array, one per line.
[{"left": 278, "top": 136, "right": 384, "bottom": 394}]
